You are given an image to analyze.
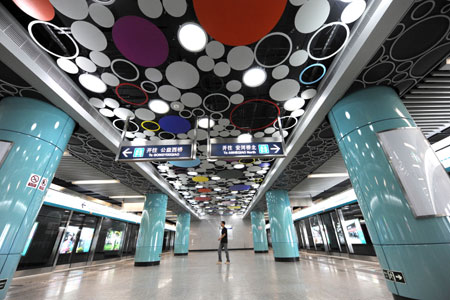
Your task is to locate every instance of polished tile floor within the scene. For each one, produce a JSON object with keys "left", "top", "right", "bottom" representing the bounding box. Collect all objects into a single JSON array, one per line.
[{"left": 6, "top": 251, "right": 392, "bottom": 300}]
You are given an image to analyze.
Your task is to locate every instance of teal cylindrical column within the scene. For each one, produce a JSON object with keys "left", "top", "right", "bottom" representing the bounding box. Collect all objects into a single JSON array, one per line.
[
  {"left": 250, "top": 210, "right": 268, "bottom": 253},
  {"left": 265, "top": 190, "right": 299, "bottom": 262},
  {"left": 174, "top": 212, "right": 190, "bottom": 256},
  {"left": 0, "top": 97, "right": 74, "bottom": 300},
  {"left": 134, "top": 193, "right": 168, "bottom": 266},
  {"left": 329, "top": 86, "right": 450, "bottom": 300}
]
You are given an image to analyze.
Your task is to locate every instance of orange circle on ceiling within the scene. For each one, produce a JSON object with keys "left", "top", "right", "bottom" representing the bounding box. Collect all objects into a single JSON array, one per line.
[
  {"left": 13, "top": 0, "right": 55, "bottom": 21},
  {"left": 195, "top": 197, "right": 211, "bottom": 201},
  {"left": 198, "top": 188, "right": 212, "bottom": 193},
  {"left": 193, "top": 0, "right": 288, "bottom": 46}
]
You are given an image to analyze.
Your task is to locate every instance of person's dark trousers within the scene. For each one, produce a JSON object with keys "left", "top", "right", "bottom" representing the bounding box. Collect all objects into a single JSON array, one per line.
[{"left": 218, "top": 242, "right": 230, "bottom": 262}]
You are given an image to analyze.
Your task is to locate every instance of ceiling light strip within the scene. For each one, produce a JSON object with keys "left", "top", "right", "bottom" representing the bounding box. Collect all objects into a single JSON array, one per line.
[{"left": 243, "top": 0, "right": 416, "bottom": 218}]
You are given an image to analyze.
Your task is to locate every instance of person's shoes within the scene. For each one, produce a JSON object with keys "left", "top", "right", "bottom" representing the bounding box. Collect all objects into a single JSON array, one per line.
[
  {"left": 225, "top": 261, "right": 230, "bottom": 264},
  {"left": 216, "top": 261, "right": 222, "bottom": 264}
]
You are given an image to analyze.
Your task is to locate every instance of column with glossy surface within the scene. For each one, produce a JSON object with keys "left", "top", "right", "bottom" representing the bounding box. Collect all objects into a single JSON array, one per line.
[
  {"left": 174, "top": 212, "right": 190, "bottom": 256},
  {"left": 266, "top": 190, "right": 299, "bottom": 262},
  {"left": 329, "top": 86, "right": 450, "bottom": 300},
  {"left": 250, "top": 210, "right": 268, "bottom": 253},
  {"left": 0, "top": 97, "right": 74, "bottom": 300},
  {"left": 134, "top": 193, "right": 168, "bottom": 266}
]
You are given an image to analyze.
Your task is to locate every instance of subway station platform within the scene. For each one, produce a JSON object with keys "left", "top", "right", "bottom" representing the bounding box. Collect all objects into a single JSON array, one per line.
[{"left": 5, "top": 251, "right": 390, "bottom": 300}]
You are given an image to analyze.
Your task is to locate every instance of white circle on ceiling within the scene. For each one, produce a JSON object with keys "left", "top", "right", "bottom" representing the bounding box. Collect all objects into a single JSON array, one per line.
[
  {"left": 150, "top": 136, "right": 160, "bottom": 141},
  {"left": 78, "top": 74, "right": 107, "bottom": 93},
  {"left": 227, "top": 46, "right": 254, "bottom": 71},
  {"left": 214, "top": 62, "right": 231, "bottom": 77},
  {"left": 269, "top": 79, "right": 300, "bottom": 101},
  {"left": 226, "top": 80, "right": 242, "bottom": 92},
  {"left": 170, "top": 102, "right": 184, "bottom": 111},
  {"left": 50, "top": 0, "right": 88, "bottom": 20},
  {"left": 197, "top": 56, "right": 215, "bottom": 72},
  {"left": 289, "top": 50, "right": 308, "bottom": 67},
  {"left": 254, "top": 32, "right": 292, "bottom": 68},
  {"left": 307, "top": 22, "right": 350, "bottom": 61},
  {"left": 89, "top": 51, "right": 110, "bottom": 67},
  {"left": 140, "top": 81, "right": 158, "bottom": 93},
  {"left": 213, "top": 124, "right": 225, "bottom": 131},
  {"left": 283, "top": 97, "right": 305, "bottom": 111},
  {"left": 181, "top": 92, "right": 202, "bottom": 108},
  {"left": 243, "top": 68, "right": 266, "bottom": 87},
  {"left": 71, "top": 21, "right": 107, "bottom": 51},
  {"left": 135, "top": 108, "right": 155, "bottom": 120},
  {"left": 99, "top": 108, "right": 114, "bottom": 117},
  {"left": 149, "top": 99, "right": 170, "bottom": 114},
  {"left": 230, "top": 130, "right": 241, "bottom": 136},
  {"left": 134, "top": 133, "right": 147, "bottom": 139},
  {"left": 104, "top": 98, "right": 119, "bottom": 109},
  {"left": 145, "top": 130, "right": 156, "bottom": 137},
  {"left": 89, "top": 97, "right": 105, "bottom": 108},
  {"left": 291, "top": 109, "right": 305, "bottom": 117},
  {"left": 272, "top": 65, "right": 289, "bottom": 80},
  {"left": 57, "top": 58, "right": 79, "bottom": 74},
  {"left": 264, "top": 127, "right": 276, "bottom": 134},
  {"left": 273, "top": 130, "right": 289, "bottom": 138},
  {"left": 206, "top": 41, "right": 225, "bottom": 59},
  {"left": 89, "top": 3, "right": 114, "bottom": 28},
  {"left": 341, "top": 0, "right": 366, "bottom": 24},
  {"left": 137, "top": 0, "right": 163, "bottom": 18},
  {"left": 75, "top": 56, "right": 97, "bottom": 72},
  {"left": 179, "top": 109, "right": 192, "bottom": 119},
  {"left": 177, "top": 133, "right": 187, "bottom": 138},
  {"left": 203, "top": 93, "right": 230, "bottom": 113},
  {"left": 166, "top": 61, "right": 200, "bottom": 89},
  {"left": 301, "top": 88, "right": 317, "bottom": 99},
  {"left": 178, "top": 23, "right": 207, "bottom": 52},
  {"left": 192, "top": 108, "right": 205, "bottom": 117},
  {"left": 110, "top": 58, "right": 140, "bottom": 81},
  {"left": 187, "top": 129, "right": 207, "bottom": 140},
  {"left": 274, "top": 116, "right": 298, "bottom": 130},
  {"left": 145, "top": 68, "right": 163, "bottom": 82},
  {"left": 254, "top": 132, "right": 265, "bottom": 138},
  {"left": 289, "top": 0, "right": 307, "bottom": 6},
  {"left": 219, "top": 131, "right": 230, "bottom": 137},
  {"left": 218, "top": 119, "right": 230, "bottom": 126},
  {"left": 230, "top": 94, "right": 244, "bottom": 105},
  {"left": 114, "top": 107, "right": 135, "bottom": 120},
  {"left": 28, "top": 21, "right": 79, "bottom": 59},
  {"left": 101, "top": 72, "right": 120, "bottom": 86},
  {"left": 163, "top": 0, "right": 187, "bottom": 17},
  {"left": 294, "top": 0, "right": 331, "bottom": 34},
  {"left": 158, "top": 85, "right": 181, "bottom": 101}
]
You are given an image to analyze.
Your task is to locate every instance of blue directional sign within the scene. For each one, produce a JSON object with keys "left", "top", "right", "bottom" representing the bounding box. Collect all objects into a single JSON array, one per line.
[
  {"left": 118, "top": 140, "right": 194, "bottom": 161},
  {"left": 208, "top": 137, "right": 285, "bottom": 159}
]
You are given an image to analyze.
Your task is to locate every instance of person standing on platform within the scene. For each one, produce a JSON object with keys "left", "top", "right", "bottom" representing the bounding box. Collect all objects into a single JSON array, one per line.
[{"left": 217, "top": 221, "right": 230, "bottom": 264}]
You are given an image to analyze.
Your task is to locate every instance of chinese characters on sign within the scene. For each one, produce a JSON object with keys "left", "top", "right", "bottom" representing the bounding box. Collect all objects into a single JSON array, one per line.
[
  {"left": 118, "top": 141, "right": 194, "bottom": 162},
  {"left": 209, "top": 139, "right": 284, "bottom": 159}
]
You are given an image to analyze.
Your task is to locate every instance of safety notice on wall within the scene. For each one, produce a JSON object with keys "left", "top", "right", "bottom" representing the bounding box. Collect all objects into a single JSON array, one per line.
[
  {"left": 383, "top": 269, "right": 406, "bottom": 283},
  {"left": 26, "top": 174, "right": 41, "bottom": 189},
  {"left": 0, "top": 279, "right": 7, "bottom": 290},
  {"left": 38, "top": 177, "right": 48, "bottom": 191}
]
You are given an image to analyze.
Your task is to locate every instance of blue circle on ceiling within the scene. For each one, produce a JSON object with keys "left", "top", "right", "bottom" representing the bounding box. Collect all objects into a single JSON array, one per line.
[
  {"left": 259, "top": 162, "right": 271, "bottom": 168},
  {"left": 229, "top": 184, "right": 251, "bottom": 191},
  {"left": 159, "top": 115, "right": 191, "bottom": 134},
  {"left": 299, "top": 63, "right": 326, "bottom": 85},
  {"left": 169, "top": 158, "right": 201, "bottom": 168}
]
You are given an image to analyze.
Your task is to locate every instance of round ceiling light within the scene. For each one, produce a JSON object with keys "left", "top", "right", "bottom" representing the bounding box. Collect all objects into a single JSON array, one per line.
[
  {"left": 78, "top": 74, "right": 107, "bottom": 93},
  {"left": 243, "top": 67, "right": 267, "bottom": 87},
  {"left": 178, "top": 23, "right": 208, "bottom": 52},
  {"left": 284, "top": 97, "right": 305, "bottom": 111},
  {"left": 234, "top": 164, "right": 245, "bottom": 169},
  {"left": 187, "top": 171, "right": 198, "bottom": 176},
  {"left": 149, "top": 99, "right": 170, "bottom": 114},
  {"left": 198, "top": 117, "right": 215, "bottom": 129},
  {"left": 341, "top": 0, "right": 366, "bottom": 24}
]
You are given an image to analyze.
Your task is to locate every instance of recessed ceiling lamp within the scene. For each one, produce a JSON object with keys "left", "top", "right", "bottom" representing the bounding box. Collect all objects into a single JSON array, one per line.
[
  {"left": 307, "top": 173, "right": 349, "bottom": 178},
  {"left": 214, "top": 187, "right": 222, "bottom": 191},
  {"left": 231, "top": 191, "right": 238, "bottom": 194},
  {"left": 284, "top": 97, "right": 305, "bottom": 112},
  {"left": 341, "top": 0, "right": 367, "bottom": 24},
  {"left": 198, "top": 117, "right": 215, "bottom": 129},
  {"left": 243, "top": 67, "right": 266, "bottom": 87},
  {"left": 233, "top": 164, "right": 245, "bottom": 169},
  {"left": 178, "top": 23, "right": 208, "bottom": 52},
  {"left": 79, "top": 74, "right": 107, "bottom": 93},
  {"left": 72, "top": 179, "right": 119, "bottom": 185},
  {"left": 211, "top": 176, "right": 221, "bottom": 180},
  {"left": 187, "top": 171, "right": 198, "bottom": 176},
  {"left": 149, "top": 99, "right": 170, "bottom": 114}
]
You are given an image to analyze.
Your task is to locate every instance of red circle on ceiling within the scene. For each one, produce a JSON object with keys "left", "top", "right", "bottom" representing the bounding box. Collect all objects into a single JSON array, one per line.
[
  {"left": 198, "top": 188, "right": 212, "bottom": 193},
  {"left": 229, "top": 99, "right": 280, "bottom": 131},
  {"left": 195, "top": 197, "right": 211, "bottom": 201},
  {"left": 193, "top": 0, "right": 288, "bottom": 46},
  {"left": 115, "top": 83, "right": 149, "bottom": 106},
  {"left": 13, "top": 0, "right": 55, "bottom": 21}
]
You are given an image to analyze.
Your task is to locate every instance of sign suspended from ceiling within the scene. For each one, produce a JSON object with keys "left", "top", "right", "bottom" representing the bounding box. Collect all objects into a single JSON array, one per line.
[
  {"left": 208, "top": 137, "right": 286, "bottom": 159},
  {"left": 117, "top": 139, "right": 196, "bottom": 162}
]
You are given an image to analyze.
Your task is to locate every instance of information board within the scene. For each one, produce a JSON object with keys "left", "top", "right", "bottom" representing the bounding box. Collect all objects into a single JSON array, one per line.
[
  {"left": 0, "top": 140, "right": 13, "bottom": 168},
  {"left": 118, "top": 140, "right": 195, "bottom": 162},
  {"left": 208, "top": 137, "right": 285, "bottom": 159}
]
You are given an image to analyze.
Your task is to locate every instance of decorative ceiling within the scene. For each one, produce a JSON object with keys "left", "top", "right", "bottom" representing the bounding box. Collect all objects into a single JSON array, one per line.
[{"left": 4, "top": 0, "right": 368, "bottom": 216}]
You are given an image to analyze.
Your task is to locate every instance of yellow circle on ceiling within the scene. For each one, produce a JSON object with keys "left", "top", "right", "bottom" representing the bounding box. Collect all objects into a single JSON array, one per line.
[
  {"left": 141, "top": 120, "right": 160, "bottom": 131},
  {"left": 239, "top": 158, "right": 255, "bottom": 165},
  {"left": 192, "top": 176, "right": 209, "bottom": 182},
  {"left": 253, "top": 178, "right": 263, "bottom": 183}
]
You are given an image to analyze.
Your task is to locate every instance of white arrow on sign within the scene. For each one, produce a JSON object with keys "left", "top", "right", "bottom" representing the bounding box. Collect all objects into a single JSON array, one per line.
[
  {"left": 270, "top": 144, "right": 280, "bottom": 153},
  {"left": 122, "top": 148, "right": 132, "bottom": 158},
  {"left": 395, "top": 274, "right": 403, "bottom": 281}
]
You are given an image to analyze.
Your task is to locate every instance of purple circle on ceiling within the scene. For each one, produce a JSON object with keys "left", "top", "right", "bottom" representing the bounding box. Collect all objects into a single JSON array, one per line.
[
  {"left": 259, "top": 162, "right": 271, "bottom": 168},
  {"left": 159, "top": 115, "right": 191, "bottom": 134},
  {"left": 229, "top": 184, "right": 251, "bottom": 191},
  {"left": 112, "top": 16, "right": 168, "bottom": 67}
]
